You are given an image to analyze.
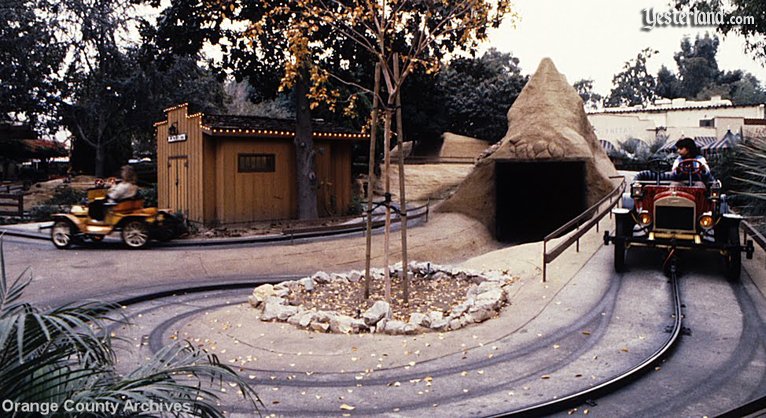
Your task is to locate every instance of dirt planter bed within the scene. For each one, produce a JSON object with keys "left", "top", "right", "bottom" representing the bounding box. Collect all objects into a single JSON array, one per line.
[{"left": 248, "top": 262, "right": 517, "bottom": 334}]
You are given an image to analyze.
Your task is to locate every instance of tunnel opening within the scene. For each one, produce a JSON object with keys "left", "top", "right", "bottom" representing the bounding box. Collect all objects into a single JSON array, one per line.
[{"left": 495, "top": 160, "right": 587, "bottom": 243}]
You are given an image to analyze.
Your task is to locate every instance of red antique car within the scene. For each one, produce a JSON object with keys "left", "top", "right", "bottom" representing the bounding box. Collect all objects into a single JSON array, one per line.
[{"left": 605, "top": 159, "right": 754, "bottom": 280}]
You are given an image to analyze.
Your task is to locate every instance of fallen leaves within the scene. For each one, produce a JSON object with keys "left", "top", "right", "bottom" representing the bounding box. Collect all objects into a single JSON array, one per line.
[{"left": 340, "top": 404, "right": 355, "bottom": 411}]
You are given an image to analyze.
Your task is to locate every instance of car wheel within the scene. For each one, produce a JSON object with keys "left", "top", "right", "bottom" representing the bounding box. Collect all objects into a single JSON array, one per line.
[
  {"left": 121, "top": 220, "right": 150, "bottom": 249},
  {"left": 724, "top": 226, "right": 741, "bottom": 282},
  {"left": 613, "top": 216, "right": 632, "bottom": 273},
  {"left": 51, "top": 220, "right": 74, "bottom": 249},
  {"left": 154, "top": 215, "right": 180, "bottom": 242},
  {"left": 614, "top": 239, "right": 626, "bottom": 273}
]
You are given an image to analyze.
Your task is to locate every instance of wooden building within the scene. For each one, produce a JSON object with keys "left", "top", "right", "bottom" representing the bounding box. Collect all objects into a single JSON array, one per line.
[{"left": 154, "top": 103, "right": 366, "bottom": 225}]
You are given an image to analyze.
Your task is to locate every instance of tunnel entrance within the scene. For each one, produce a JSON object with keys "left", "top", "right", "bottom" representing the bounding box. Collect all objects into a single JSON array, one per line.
[{"left": 495, "top": 160, "right": 587, "bottom": 243}]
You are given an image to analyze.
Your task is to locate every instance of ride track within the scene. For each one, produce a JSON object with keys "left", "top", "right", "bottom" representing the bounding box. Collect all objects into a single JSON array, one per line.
[{"left": 105, "top": 249, "right": 700, "bottom": 417}]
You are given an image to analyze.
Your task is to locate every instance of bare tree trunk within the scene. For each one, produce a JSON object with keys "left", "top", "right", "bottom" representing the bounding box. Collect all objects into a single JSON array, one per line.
[
  {"left": 364, "top": 64, "right": 381, "bottom": 300},
  {"left": 294, "top": 65, "right": 319, "bottom": 220},
  {"left": 94, "top": 142, "right": 105, "bottom": 178},
  {"left": 382, "top": 106, "right": 393, "bottom": 303},
  {"left": 393, "top": 54, "right": 409, "bottom": 303}
]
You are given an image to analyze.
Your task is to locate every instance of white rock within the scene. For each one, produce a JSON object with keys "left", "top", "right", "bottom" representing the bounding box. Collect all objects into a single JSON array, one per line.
[
  {"left": 362, "top": 301, "right": 391, "bottom": 325},
  {"left": 261, "top": 302, "right": 298, "bottom": 321},
  {"left": 249, "top": 284, "right": 276, "bottom": 307},
  {"left": 449, "top": 319, "right": 462, "bottom": 330},
  {"left": 409, "top": 312, "right": 430, "bottom": 328},
  {"left": 310, "top": 322, "right": 330, "bottom": 332},
  {"left": 383, "top": 320, "right": 408, "bottom": 335},
  {"left": 298, "top": 277, "right": 314, "bottom": 292},
  {"left": 429, "top": 319, "right": 449, "bottom": 330},
  {"left": 351, "top": 319, "right": 368, "bottom": 332},
  {"left": 450, "top": 303, "right": 469, "bottom": 318},
  {"left": 287, "top": 310, "right": 306, "bottom": 326},
  {"left": 348, "top": 270, "right": 363, "bottom": 282},
  {"left": 431, "top": 271, "right": 450, "bottom": 281},
  {"left": 473, "top": 288, "right": 505, "bottom": 311},
  {"left": 298, "top": 312, "right": 316, "bottom": 328},
  {"left": 264, "top": 296, "right": 286, "bottom": 306},
  {"left": 428, "top": 311, "right": 444, "bottom": 324},
  {"left": 312, "top": 271, "right": 331, "bottom": 283},
  {"left": 329, "top": 314, "right": 354, "bottom": 334},
  {"left": 331, "top": 273, "right": 348, "bottom": 282},
  {"left": 477, "top": 281, "right": 501, "bottom": 294}
]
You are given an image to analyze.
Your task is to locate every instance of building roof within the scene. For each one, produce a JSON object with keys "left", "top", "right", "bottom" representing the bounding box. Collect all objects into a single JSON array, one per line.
[
  {"left": 203, "top": 114, "right": 357, "bottom": 135},
  {"left": 200, "top": 114, "right": 367, "bottom": 140}
]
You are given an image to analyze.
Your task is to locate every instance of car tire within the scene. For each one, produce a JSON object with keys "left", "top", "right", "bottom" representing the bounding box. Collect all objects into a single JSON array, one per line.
[
  {"left": 724, "top": 226, "right": 741, "bottom": 282},
  {"left": 121, "top": 220, "right": 150, "bottom": 249},
  {"left": 614, "top": 238, "right": 626, "bottom": 273},
  {"left": 51, "top": 220, "right": 74, "bottom": 249},
  {"left": 614, "top": 216, "right": 632, "bottom": 273}
]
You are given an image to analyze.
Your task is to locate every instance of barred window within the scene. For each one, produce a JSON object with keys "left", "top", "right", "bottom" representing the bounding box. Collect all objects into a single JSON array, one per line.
[{"left": 238, "top": 154, "right": 275, "bottom": 172}]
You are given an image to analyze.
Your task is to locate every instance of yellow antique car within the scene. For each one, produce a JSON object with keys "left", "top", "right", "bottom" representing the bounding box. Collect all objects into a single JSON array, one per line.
[{"left": 50, "top": 186, "right": 185, "bottom": 249}]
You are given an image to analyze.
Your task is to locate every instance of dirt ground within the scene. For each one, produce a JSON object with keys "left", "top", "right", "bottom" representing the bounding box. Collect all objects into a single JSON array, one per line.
[{"left": 22, "top": 176, "right": 96, "bottom": 210}]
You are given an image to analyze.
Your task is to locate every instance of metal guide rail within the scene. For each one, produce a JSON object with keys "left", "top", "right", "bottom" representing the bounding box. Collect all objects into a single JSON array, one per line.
[{"left": 542, "top": 176, "right": 626, "bottom": 282}]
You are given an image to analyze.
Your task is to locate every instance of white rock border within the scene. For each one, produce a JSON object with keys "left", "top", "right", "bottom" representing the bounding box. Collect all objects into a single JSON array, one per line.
[{"left": 248, "top": 262, "right": 516, "bottom": 335}]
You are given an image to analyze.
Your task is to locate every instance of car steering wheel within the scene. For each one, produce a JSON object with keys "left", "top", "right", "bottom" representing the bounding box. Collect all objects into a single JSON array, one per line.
[
  {"left": 676, "top": 158, "right": 703, "bottom": 176},
  {"left": 648, "top": 158, "right": 672, "bottom": 174}
]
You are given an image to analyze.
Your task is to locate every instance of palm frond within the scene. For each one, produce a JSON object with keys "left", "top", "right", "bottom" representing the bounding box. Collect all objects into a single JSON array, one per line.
[{"left": 0, "top": 241, "right": 261, "bottom": 416}]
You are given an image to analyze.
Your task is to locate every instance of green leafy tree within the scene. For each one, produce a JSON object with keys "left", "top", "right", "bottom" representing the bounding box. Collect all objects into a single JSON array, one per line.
[
  {"left": 573, "top": 78, "right": 603, "bottom": 110},
  {"left": 656, "top": 65, "right": 683, "bottom": 99},
  {"left": 439, "top": 49, "right": 528, "bottom": 142},
  {"left": 674, "top": 0, "right": 766, "bottom": 64},
  {"left": 655, "top": 34, "right": 766, "bottom": 104},
  {"left": 674, "top": 33, "right": 720, "bottom": 98},
  {"left": 0, "top": 241, "right": 261, "bottom": 416},
  {"left": 606, "top": 48, "right": 658, "bottom": 107},
  {"left": 0, "top": 0, "right": 65, "bottom": 128}
]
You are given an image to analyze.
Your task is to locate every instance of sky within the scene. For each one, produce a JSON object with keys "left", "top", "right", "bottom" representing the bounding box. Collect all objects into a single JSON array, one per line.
[{"left": 481, "top": 0, "right": 766, "bottom": 96}]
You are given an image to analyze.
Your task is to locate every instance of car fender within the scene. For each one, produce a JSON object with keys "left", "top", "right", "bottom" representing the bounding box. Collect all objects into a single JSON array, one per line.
[
  {"left": 115, "top": 215, "right": 153, "bottom": 229},
  {"left": 620, "top": 193, "right": 635, "bottom": 211},
  {"left": 51, "top": 214, "right": 84, "bottom": 232}
]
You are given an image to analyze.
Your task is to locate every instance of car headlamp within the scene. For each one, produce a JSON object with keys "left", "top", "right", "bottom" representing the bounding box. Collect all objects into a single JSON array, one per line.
[
  {"left": 638, "top": 211, "right": 652, "bottom": 226},
  {"left": 699, "top": 213, "right": 714, "bottom": 230},
  {"left": 709, "top": 180, "right": 722, "bottom": 200},
  {"left": 631, "top": 182, "right": 644, "bottom": 199}
]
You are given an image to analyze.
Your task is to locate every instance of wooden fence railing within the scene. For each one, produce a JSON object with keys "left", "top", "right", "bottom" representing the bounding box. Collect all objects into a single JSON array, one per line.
[
  {"left": 0, "top": 192, "right": 24, "bottom": 218},
  {"left": 542, "top": 176, "right": 626, "bottom": 282}
]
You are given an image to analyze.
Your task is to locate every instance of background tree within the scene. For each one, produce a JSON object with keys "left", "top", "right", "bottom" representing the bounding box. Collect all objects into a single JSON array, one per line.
[
  {"left": 58, "top": 0, "right": 225, "bottom": 177},
  {"left": 0, "top": 0, "right": 64, "bottom": 128},
  {"left": 674, "top": 0, "right": 766, "bottom": 64},
  {"left": 440, "top": 49, "right": 528, "bottom": 142},
  {"left": 573, "top": 78, "right": 602, "bottom": 111},
  {"left": 290, "top": 0, "right": 515, "bottom": 302},
  {"left": 605, "top": 48, "right": 658, "bottom": 107},
  {"left": 653, "top": 34, "right": 766, "bottom": 104}
]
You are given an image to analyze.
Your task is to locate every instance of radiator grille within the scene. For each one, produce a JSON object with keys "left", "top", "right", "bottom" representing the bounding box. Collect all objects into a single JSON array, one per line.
[{"left": 655, "top": 206, "right": 695, "bottom": 231}]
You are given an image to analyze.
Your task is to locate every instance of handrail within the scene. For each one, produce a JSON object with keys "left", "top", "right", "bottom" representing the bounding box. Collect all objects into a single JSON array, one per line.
[
  {"left": 283, "top": 201, "right": 430, "bottom": 241},
  {"left": 542, "top": 176, "right": 626, "bottom": 282}
]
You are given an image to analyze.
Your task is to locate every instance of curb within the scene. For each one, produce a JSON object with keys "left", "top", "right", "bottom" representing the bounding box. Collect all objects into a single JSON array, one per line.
[{"left": 0, "top": 217, "right": 423, "bottom": 248}]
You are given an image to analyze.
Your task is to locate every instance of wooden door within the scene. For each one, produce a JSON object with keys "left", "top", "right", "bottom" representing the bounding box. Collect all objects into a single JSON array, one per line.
[{"left": 168, "top": 156, "right": 189, "bottom": 216}]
